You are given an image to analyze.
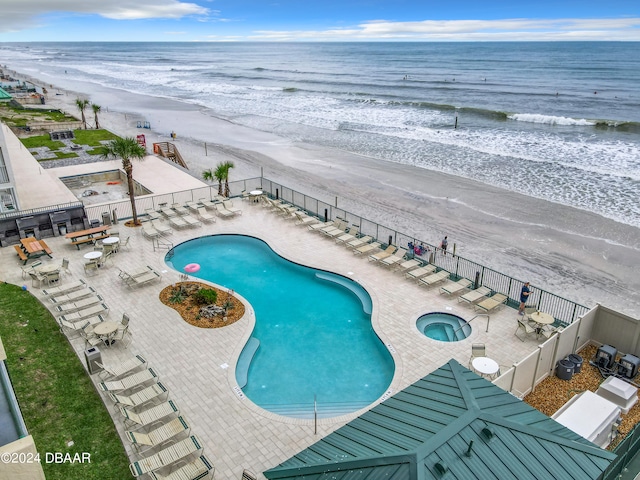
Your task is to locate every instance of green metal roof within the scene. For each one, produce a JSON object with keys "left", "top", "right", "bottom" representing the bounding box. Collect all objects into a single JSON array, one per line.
[
  {"left": 0, "top": 87, "right": 11, "bottom": 100},
  {"left": 264, "top": 360, "right": 616, "bottom": 480}
]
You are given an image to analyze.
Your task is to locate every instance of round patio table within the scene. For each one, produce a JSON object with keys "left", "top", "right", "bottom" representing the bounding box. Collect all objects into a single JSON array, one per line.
[
  {"left": 93, "top": 321, "right": 119, "bottom": 346},
  {"left": 472, "top": 357, "right": 500, "bottom": 379},
  {"left": 84, "top": 251, "right": 102, "bottom": 260},
  {"left": 36, "top": 263, "right": 60, "bottom": 274},
  {"left": 102, "top": 237, "right": 120, "bottom": 245}
]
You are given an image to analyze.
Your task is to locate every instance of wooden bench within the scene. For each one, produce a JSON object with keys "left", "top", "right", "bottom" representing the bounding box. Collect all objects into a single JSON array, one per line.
[
  {"left": 14, "top": 245, "right": 28, "bottom": 263},
  {"left": 71, "top": 237, "right": 95, "bottom": 249},
  {"left": 39, "top": 240, "right": 53, "bottom": 255},
  {"left": 70, "top": 234, "right": 110, "bottom": 250}
]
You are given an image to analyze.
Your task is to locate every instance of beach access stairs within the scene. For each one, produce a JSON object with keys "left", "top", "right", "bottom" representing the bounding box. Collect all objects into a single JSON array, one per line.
[{"left": 153, "top": 142, "right": 188, "bottom": 169}]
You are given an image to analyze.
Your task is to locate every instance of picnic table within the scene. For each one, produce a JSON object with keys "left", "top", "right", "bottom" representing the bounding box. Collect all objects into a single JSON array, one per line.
[
  {"left": 65, "top": 225, "right": 111, "bottom": 250},
  {"left": 14, "top": 238, "right": 53, "bottom": 264}
]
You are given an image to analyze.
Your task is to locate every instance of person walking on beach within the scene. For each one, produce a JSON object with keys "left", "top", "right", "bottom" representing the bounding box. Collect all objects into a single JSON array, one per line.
[
  {"left": 519, "top": 282, "right": 531, "bottom": 315},
  {"left": 441, "top": 236, "right": 448, "bottom": 255}
]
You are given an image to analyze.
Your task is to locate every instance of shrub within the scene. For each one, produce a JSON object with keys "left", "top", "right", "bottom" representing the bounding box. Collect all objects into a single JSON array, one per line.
[{"left": 193, "top": 288, "right": 217, "bottom": 305}]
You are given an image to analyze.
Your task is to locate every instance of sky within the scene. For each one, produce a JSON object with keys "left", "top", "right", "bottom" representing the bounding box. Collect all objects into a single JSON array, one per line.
[{"left": 0, "top": 0, "right": 639, "bottom": 42}]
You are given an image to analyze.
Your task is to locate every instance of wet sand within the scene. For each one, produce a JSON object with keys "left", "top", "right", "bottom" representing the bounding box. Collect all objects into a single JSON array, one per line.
[{"left": 12, "top": 70, "right": 640, "bottom": 318}]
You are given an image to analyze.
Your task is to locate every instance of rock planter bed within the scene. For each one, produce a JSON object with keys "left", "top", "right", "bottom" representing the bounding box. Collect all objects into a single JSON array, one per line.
[{"left": 159, "top": 281, "right": 244, "bottom": 329}]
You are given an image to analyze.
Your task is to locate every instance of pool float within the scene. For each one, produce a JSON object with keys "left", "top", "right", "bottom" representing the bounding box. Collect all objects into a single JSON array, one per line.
[{"left": 184, "top": 263, "right": 200, "bottom": 273}]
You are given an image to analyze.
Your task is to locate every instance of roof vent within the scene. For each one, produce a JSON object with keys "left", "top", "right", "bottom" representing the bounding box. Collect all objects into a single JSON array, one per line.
[
  {"left": 434, "top": 461, "right": 449, "bottom": 476},
  {"left": 481, "top": 427, "right": 495, "bottom": 441}
]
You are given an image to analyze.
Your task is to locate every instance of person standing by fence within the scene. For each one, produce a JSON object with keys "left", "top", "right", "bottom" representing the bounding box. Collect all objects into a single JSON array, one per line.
[
  {"left": 519, "top": 282, "right": 531, "bottom": 315},
  {"left": 441, "top": 236, "right": 448, "bottom": 255}
]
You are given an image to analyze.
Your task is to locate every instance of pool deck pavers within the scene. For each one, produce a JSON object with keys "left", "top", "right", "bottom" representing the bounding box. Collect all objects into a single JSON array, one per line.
[{"left": 0, "top": 201, "right": 544, "bottom": 479}]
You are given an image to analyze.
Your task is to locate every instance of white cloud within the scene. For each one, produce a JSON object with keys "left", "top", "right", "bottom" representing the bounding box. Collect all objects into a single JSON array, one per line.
[
  {"left": 250, "top": 18, "right": 640, "bottom": 41},
  {"left": 0, "top": 0, "right": 209, "bottom": 32}
]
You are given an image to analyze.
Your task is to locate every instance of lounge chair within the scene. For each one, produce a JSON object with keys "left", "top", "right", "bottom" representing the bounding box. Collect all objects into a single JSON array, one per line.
[
  {"left": 169, "top": 216, "right": 188, "bottom": 229},
  {"left": 118, "top": 265, "right": 154, "bottom": 281},
  {"left": 58, "top": 303, "right": 109, "bottom": 323},
  {"left": 148, "top": 455, "right": 214, "bottom": 480},
  {"left": 335, "top": 226, "right": 359, "bottom": 244},
  {"left": 42, "top": 279, "right": 86, "bottom": 297},
  {"left": 125, "top": 416, "right": 190, "bottom": 452},
  {"left": 405, "top": 264, "right": 437, "bottom": 280},
  {"left": 129, "top": 435, "right": 202, "bottom": 478},
  {"left": 142, "top": 223, "right": 161, "bottom": 238},
  {"left": 50, "top": 286, "right": 97, "bottom": 305},
  {"left": 196, "top": 207, "right": 216, "bottom": 223},
  {"left": 397, "top": 259, "right": 420, "bottom": 273},
  {"left": 294, "top": 211, "right": 318, "bottom": 226},
  {"left": 223, "top": 200, "right": 242, "bottom": 215},
  {"left": 98, "top": 368, "right": 159, "bottom": 392},
  {"left": 346, "top": 235, "right": 372, "bottom": 249},
  {"left": 198, "top": 197, "right": 219, "bottom": 210},
  {"left": 214, "top": 203, "right": 235, "bottom": 218},
  {"left": 475, "top": 293, "right": 508, "bottom": 313},
  {"left": 106, "top": 382, "right": 169, "bottom": 409},
  {"left": 458, "top": 286, "right": 492, "bottom": 305},
  {"left": 144, "top": 209, "right": 162, "bottom": 221},
  {"left": 126, "top": 270, "right": 162, "bottom": 288},
  {"left": 160, "top": 206, "right": 177, "bottom": 218},
  {"left": 96, "top": 354, "right": 147, "bottom": 379},
  {"left": 57, "top": 317, "right": 102, "bottom": 337},
  {"left": 320, "top": 221, "right": 348, "bottom": 235},
  {"left": 439, "top": 278, "right": 473, "bottom": 296},
  {"left": 182, "top": 215, "right": 201, "bottom": 227},
  {"left": 380, "top": 248, "right": 408, "bottom": 267},
  {"left": 324, "top": 223, "right": 349, "bottom": 238},
  {"left": 418, "top": 270, "right": 450, "bottom": 287},
  {"left": 54, "top": 294, "right": 104, "bottom": 315},
  {"left": 119, "top": 399, "right": 179, "bottom": 428},
  {"left": 354, "top": 241, "right": 381, "bottom": 255},
  {"left": 368, "top": 245, "right": 397, "bottom": 262},
  {"left": 308, "top": 220, "right": 334, "bottom": 232},
  {"left": 151, "top": 220, "right": 173, "bottom": 235},
  {"left": 171, "top": 203, "right": 189, "bottom": 216}
]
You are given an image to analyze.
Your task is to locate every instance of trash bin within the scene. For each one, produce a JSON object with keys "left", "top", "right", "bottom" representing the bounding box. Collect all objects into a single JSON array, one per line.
[
  {"left": 85, "top": 347, "right": 103, "bottom": 374},
  {"left": 102, "top": 212, "right": 111, "bottom": 226},
  {"left": 557, "top": 358, "right": 574, "bottom": 381},
  {"left": 568, "top": 354, "right": 583, "bottom": 373}
]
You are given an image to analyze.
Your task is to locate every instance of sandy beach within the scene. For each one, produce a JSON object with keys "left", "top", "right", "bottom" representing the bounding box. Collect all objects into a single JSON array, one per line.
[{"left": 8, "top": 69, "right": 640, "bottom": 318}]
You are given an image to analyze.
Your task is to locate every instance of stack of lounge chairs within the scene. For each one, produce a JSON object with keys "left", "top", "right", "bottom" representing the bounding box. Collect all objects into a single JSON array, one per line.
[
  {"left": 118, "top": 266, "right": 162, "bottom": 288},
  {"left": 94, "top": 354, "right": 213, "bottom": 479},
  {"left": 39, "top": 279, "right": 112, "bottom": 337}
]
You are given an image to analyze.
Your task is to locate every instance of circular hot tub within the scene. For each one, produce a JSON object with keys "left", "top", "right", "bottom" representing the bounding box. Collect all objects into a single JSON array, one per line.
[{"left": 416, "top": 312, "right": 471, "bottom": 342}]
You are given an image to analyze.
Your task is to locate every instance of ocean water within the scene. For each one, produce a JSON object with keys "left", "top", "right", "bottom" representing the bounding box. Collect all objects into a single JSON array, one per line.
[{"left": 2, "top": 42, "right": 639, "bottom": 226}]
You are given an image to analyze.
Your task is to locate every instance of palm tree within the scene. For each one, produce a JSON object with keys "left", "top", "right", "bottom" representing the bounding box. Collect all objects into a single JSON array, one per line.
[
  {"left": 221, "top": 160, "right": 235, "bottom": 197},
  {"left": 91, "top": 104, "right": 101, "bottom": 129},
  {"left": 202, "top": 167, "right": 221, "bottom": 197},
  {"left": 214, "top": 163, "right": 226, "bottom": 197},
  {"left": 75, "top": 98, "right": 89, "bottom": 129},
  {"left": 99, "top": 137, "right": 147, "bottom": 225}
]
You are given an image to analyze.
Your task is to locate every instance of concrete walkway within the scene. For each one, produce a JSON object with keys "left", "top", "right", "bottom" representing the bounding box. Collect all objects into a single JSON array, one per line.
[{"left": 0, "top": 200, "right": 542, "bottom": 479}]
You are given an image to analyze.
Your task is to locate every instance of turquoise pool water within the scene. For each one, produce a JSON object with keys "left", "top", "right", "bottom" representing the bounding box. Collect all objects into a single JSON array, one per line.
[
  {"left": 166, "top": 235, "right": 394, "bottom": 418},
  {"left": 416, "top": 312, "right": 471, "bottom": 342}
]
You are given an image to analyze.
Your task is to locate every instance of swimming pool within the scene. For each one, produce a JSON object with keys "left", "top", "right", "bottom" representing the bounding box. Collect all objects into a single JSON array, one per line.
[
  {"left": 416, "top": 312, "right": 471, "bottom": 342},
  {"left": 166, "top": 235, "right": 394, "bottom": 418}
]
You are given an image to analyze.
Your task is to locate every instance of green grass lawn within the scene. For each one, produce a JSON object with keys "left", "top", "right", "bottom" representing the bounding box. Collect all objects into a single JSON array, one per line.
[
  {"left": 72, "top": 129, "right": 119, "bottom": 146},
  {"left": 0, "top": 283, "right": 131, "bottom": 480},
  {"left": 20, "top": 135, "right": 65, "bottom": 151}
]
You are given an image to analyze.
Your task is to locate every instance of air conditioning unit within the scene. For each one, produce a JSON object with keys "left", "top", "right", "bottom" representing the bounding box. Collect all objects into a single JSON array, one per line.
[
  {"left": 552, "top": 391, "right": 621, "bottom": 448},
  {"left": 596, "top": 376, "right": 638, "bottom": 414},
  {"left": 618, "top": 354, "right": 640, "bottom": 379},
  {"left": 595, "top": 345, "right": 617, "bottom": 369}
]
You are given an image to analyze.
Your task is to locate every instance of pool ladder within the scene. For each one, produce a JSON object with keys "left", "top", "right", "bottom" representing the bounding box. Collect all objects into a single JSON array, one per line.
[{"left": 452, "top": 314, "right": 490, "bottom": 338}]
